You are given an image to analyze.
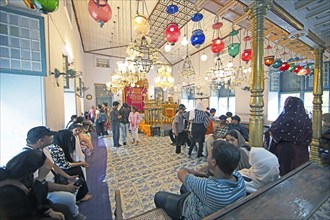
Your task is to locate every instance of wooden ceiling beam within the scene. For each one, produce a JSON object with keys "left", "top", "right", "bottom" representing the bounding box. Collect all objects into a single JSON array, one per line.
[
  {"left": 233, "top": 14, "right": 248, "bottom": 25},
  {"left": 195, "top": 0, "right": 210, "bottom": 10},
  {"left": 216, "top": 0, "right": 236, "bottom": 17}
]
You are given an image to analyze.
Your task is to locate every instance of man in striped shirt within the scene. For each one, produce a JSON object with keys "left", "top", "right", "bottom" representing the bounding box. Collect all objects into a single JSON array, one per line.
[{"left": 154, "top": 140, "right": 246, "bottom": 219}]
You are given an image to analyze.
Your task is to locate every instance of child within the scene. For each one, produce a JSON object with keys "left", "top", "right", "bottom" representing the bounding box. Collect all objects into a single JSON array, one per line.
[{"left": 129, "top": 106, "right": 141, "bottom": 144}]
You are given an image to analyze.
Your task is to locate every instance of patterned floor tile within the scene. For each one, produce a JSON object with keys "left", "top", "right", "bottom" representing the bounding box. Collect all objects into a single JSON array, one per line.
[{"left": 104, "top": 133, "right": 206, "bottom": 218}]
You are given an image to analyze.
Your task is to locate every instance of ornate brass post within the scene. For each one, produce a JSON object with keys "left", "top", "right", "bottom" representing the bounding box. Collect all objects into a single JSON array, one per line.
[
  {"left": 310, "top": 48, "right": 325, "bottom": 165},
  {"left": 248, "top": 0, "right": 271, "bottom": 147}
]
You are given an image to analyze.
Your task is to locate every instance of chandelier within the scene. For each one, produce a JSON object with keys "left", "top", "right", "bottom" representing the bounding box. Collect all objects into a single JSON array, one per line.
[
  {"left": 180, "top": 54, "right": 196, "bottom": 78},
  {"left": 155, "top": 64, "right": 174, "bottom": 90},
  {"left": 127, "top": 36, "right": 158, "bottom": 73},
  {"left": 106, "top": 73, "right": 126, "bottom": 94}
]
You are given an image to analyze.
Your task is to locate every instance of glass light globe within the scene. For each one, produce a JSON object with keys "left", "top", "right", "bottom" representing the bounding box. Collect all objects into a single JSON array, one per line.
[
  {"left": 181, "top": 35, "right": 189, "bottom": 46},
  {"left": 131, "top": 83, "right": 135, "bottom": 87},
  {"left": 248, "top": 67, "right": 252, "bottom": 72},
  {"left": 164, "top": 44, "right": 172, "bottom": 52},
  {"left": 132, "top": 14, "right": 150, "bottom": 36},
  {"left": 227, "top": 61, "right": 233, "bottom": 68},
  {"left": 201, "top": 54, "right": 208, "bottom": 61},
  {"left": 205, "top": 76, "right": 209, "bottom": 80}
]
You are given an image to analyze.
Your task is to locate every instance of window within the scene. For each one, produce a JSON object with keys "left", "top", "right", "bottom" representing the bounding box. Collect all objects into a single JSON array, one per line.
[
  {"left": 209, "top": 81, "right": 235, "bottom": 114},
  {"left": 181, "top": 85, "right": 195, "bottom": 110},
  {"left": 267, "top": 61, "right": 330, "bottom": 121},
  {"left": 0, "top": 7, "right": 46, "bottom": 76}
]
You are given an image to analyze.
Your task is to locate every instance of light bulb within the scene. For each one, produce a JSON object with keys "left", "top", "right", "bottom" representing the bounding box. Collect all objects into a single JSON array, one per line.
[
  {"left": 201, "top": 54, "right": 208, "bottom": 61},
  {"left": 227, "top": 61, "right": 233, "bottom": 68},
  {"left": 181, "top": 35, "right": 189, "bottom": 46},
  {"left": 248, "top": 67, "right": 252, "bottom": 72},
  {"left": 164, "top": 44, "right": 172, "bottom": 52}
]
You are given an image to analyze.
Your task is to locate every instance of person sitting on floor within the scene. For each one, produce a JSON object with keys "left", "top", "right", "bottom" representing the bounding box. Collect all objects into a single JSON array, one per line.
[
  {"left": 225, "top": 129, "right": 251, "bottom": 170},
  {"left": 239, "top": 147, "right": 280, "bottom": 193},
  {"left": 154, "top": 140, "right": 246, "bottom": 219},
  {"left": 0, "top": 150, "right": 67, "bottom": 220}
]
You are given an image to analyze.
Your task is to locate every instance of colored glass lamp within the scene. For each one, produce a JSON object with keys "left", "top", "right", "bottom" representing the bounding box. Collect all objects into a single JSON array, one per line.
[
  {"left": 288, "top": 63, "right": 296, "bottom": 72},
  {"left": 191, "top": 13, "right": 203, "bottom": 22},
  {"left": 166, "top": 4, "right": 178, "bottom": 14},
  {"left": 241, "top": 49, "right": 252, "bottom": 63},
  {"left": 264, "top": 56, "right": 275, "bottom": 67},
  {"left": 293, "top": 65, "right": 303, "bottom": 73},
  {"left": 132, "top": 14, "right": 150, "bottom": 36},
  {"left": 32, "top": 0, "right": 59, "bottom": 14},
  {"left": 211, "top": 37, "right": 224, "bottom": 54},
  {"left": 88, "top": 0, "right": 112, "bottom": 27},
  {"left": 164, "top": 22, "right": 181, "bottom": 45},
  {"left": 272, "top": 59, "right": 282, "bottom": 68},
  {"left": 228, "top": 43, "right": 240, "bottom": 58},
  {"left": 191, "top": 29, "right": 205, "bottom": 48},
  {"left": 278, "top": 62, "right": 290, "bottom": 71}
]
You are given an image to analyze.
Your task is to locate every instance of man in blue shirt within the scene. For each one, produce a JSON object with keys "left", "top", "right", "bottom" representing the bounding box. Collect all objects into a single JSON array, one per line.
[{"left": 154, "top": 140, "right": 246, "bottom": 219}]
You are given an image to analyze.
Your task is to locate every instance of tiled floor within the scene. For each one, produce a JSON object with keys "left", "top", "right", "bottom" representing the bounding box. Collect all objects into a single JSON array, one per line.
[{"left": 103, "top": 134, "right": 206, "bottom": 219}]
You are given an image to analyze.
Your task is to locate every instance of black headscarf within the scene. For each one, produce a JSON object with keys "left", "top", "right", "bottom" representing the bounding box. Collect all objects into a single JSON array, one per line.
[
  {"left": 53, "top": 129, "right": 75, "bottom": 162},
  {"left": 269, "top": 96, "right": 312, "bottom": 145}
]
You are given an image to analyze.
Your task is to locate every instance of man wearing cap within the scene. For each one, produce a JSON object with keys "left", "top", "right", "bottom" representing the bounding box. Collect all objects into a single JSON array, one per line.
[
  {"left": 172, "top": 104, "right": 188, "bottom": 154},
  {"left": 230, "top": 115, "right": 249, "bottom": 141},
  {"left": 25, "top": 126, "right": 87, "bottom": 220}
]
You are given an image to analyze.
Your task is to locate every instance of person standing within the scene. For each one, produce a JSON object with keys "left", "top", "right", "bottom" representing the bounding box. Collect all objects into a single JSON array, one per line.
[
  {"left": 172, "top": 104, "right": 187, "bottom": 154},
  {"left": 110, "top": 101, "right": 122, "bottom": 147},
  {"left": 265, "top": 96, "right": 312, "bottom": 176},
  {"left": 128, "top": 106, "right": 141, "bottom": 145},
  {"left": 188, "top": 102, "right": 210, "bottom": 158},
  {"left": 209, "top": 108, "right": 217, "bottom": 122},
  {"left": 119, "top": 103, "right": 130, "bottom": 145}
]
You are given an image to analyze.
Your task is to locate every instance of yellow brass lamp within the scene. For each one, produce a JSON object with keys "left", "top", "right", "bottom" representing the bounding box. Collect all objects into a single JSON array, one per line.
[{"left": 132, "top": 14, "right": 150, "bottom": 36}]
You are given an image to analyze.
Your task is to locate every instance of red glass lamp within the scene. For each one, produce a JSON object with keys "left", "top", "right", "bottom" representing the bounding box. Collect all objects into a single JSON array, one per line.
[
  {"left": 278, "top": 62, "right": 290, "bottom": 71},
  {"left": 242, "top": 49, "right": 252, "bottom": 62},
  {"left": 211, "top": 37, "right": 224, "bottom": 54},
  {"left": 164, "top": 22, "right": 181, "bottom": 45},
  {"left": 88, "top": 0, "right": 112, "bottom": 27},
  {"left": 293, "top": 65, "right": 303, "bottom": 73}
]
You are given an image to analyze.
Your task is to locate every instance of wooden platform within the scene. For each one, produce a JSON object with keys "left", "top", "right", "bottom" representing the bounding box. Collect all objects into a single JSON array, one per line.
[{"left": 204, "top": 162, "right": 330, "bottom": 220}]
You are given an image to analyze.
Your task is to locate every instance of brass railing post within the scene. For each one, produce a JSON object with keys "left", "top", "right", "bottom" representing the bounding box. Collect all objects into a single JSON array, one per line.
[
  {"left": 310, "top": 48, "right": 325, "bottom": 165},
  {"left": 248, "top": 0, "right": 271, "bottom": 147}
]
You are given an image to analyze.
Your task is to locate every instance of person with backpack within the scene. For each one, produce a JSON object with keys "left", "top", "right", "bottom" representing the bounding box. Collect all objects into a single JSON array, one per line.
[{"left": 96, "top": 109, "right": 107, "bottom": 138}]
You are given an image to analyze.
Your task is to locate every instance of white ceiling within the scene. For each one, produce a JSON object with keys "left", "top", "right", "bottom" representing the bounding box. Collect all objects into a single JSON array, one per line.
[{"left": 6, "top": 0, "right": 330, "bottom": 65}]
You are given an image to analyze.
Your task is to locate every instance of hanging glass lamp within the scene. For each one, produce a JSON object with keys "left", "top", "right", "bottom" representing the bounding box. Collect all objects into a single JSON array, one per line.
[
  {"left": 32, "top": 0, "right": 59, "bottom": 14},
  {"left": 132, "top": 14, "right": 150, "bottom": 36},
  {"left": 264, "top": 56, "right": 275, "bottom": 67},
  {"left": 211, "top": 37, "right": 224, "bottom": 54},
  {"left": 228, "top": 43, "right": 240, "bottom": 58},
  {"left": 272, "top": 59, "right": 283, "bottom": 68},
  {"left": 190, "top": 29, "right": 205, "bottom": 48}
]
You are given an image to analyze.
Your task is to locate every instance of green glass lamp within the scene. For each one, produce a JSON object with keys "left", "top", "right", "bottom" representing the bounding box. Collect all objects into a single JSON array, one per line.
[
  {"left": 32, "top": 0, "right": 59, "bottom": 14},
  {"left": 228, "top": 43, "right": 240, "bottom": 58}
]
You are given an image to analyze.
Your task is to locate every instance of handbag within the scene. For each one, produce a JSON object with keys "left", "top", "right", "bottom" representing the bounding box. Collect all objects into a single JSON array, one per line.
[{"left": 51, "top": 169, "right": 68, "bottom": 185}]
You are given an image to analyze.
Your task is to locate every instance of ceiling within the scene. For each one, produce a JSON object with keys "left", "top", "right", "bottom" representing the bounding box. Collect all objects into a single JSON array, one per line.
[
  {"left": 7, "top": 0, "right": 330, "bottom": 65},
  {"left": 72, "top": 0, "right": 330, "bottom": 65}
]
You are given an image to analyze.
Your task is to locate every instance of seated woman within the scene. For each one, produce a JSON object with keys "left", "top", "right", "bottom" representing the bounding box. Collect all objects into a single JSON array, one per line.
[
  {"left": 0, "top": 150, "right": 67, "bottom": 220},
  {"left": 239, "top": 147, "right": 280, "bottom": 193},
  {"left": 225, "top": 129, "right": 251, "bottom": 170},
  {"left": 72, "top": 117, "right": 94, "bottom": 154},
  {"left": 50, "top": 129, "right": 92, "bottom": 202}
]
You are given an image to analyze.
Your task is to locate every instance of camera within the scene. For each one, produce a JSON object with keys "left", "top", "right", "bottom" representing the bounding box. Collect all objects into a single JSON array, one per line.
[{"left": 73, "top": 177, "right": 84, "bottom": 187}]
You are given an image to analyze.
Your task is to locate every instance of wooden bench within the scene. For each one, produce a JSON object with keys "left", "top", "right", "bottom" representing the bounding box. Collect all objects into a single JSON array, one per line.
[{"left": 204, "top": 161, "right": 330, "bottom": 220}]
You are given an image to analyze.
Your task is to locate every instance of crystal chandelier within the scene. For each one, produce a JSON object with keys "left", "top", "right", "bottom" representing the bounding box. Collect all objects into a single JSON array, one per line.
[
  {"left": 155, "top": 64, "right": 174, "bottom": 90},
  {"left": 207, "top": 56, "right": 232, "bottom": 84},
  {"left": 127, "top": 36, "right": 158, "bottom": 73},
  {"left": 106, "top": 73, "right": 126, "bottom": 94}
]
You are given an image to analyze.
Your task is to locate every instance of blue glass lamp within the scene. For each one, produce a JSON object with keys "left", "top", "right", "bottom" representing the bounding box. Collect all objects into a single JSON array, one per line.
[{"left": 190, "top": 29, "right": 205, "bottom": 48}]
